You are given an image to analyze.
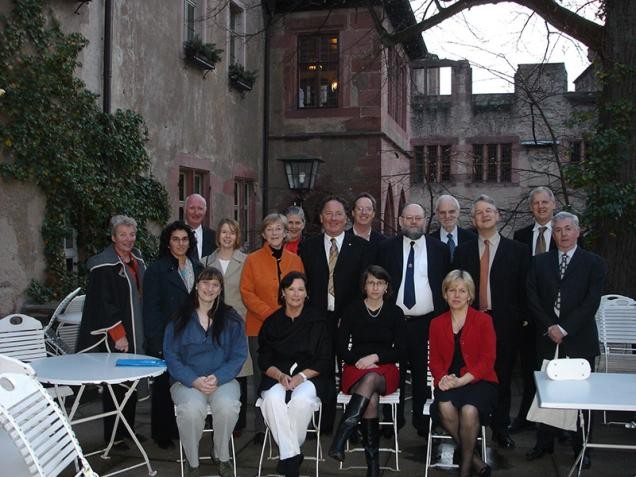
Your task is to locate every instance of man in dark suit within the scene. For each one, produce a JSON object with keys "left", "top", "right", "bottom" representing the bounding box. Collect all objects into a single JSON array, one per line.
[
  {"left": 185, "top": 193, "right": 216, "bottom": 260},
  {"left": 525, "top": 211, "right": 606, "bottom": 468},
  {"left": 453, "top": 195, "right": 529, "bottom": 449},
  {"left": 511, "top": 186, "right": 557, "bottom": 433},
  {"left": 300, "top": 195, "right": 369, "bottom": 432},
  {"left": 375, "top": 203, "right": 450, "bottom": 436},
  {"left": 428, "top": 194, "right": 476, "bottom": 260},
  {"left": 351, "top": 192, "right": 385, "bottom": 245}
]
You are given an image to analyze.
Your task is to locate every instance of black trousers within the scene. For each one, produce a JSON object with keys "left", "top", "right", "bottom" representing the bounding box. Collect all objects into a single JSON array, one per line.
[
  {"left": 399, "top": 315, "right": 432, "bottom": 434},
  {"left": 151, "top": 372, "right": 178, "bottom": 442},
  {"left": 515, "top": 321, "right": 537, "bottom": 421},
  {"left": 321, "top": 311, "right": 339, "bottom": 433},
  {"left": 103, "top": 382, "right": 137, "bottom": 442},
  {"left": 492, "top": 339, "right": 515, "bottom": 431}
]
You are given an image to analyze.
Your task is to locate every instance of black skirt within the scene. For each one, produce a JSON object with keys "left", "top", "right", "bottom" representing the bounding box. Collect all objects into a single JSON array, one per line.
[{"left": 430, "top": 380, "right": 498, "bottom": 426}]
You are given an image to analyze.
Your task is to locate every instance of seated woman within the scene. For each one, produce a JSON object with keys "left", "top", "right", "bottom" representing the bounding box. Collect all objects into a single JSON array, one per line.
[
  {"left": 328, "top": 265, "right": 404, "bottom": 477},
  {"left": 429, "top": 270, "right": 498, "bottom": 477},
  {"left": 258, "top": 272, "right": 331, "bottom": 477},
  {"left": 163, "top": 267, "right": 247, "bottom": 477}
]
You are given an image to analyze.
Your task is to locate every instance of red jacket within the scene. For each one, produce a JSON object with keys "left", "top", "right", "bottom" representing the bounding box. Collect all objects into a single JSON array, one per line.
[{"left": 429, "top": 307, "right": 498, "bottom": 387}]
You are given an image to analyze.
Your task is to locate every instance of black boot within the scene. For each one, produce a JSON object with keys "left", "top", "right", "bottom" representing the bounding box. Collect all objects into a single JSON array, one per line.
[
  {"left": 362, "top": 418, "right": 380, "bottom": 477},
  {"left": 328, "top": 394, "right": 370, "bottom": 462}
]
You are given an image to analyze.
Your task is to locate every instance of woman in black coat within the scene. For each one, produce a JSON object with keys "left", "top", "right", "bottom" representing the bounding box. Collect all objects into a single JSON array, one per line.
[{"left": 143, "top": 221, "right": 202, "bottom": 448}]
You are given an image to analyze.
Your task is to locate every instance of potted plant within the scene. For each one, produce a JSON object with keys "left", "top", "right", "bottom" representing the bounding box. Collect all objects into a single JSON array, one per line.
[
  {"left": 228, "top": 63, "right": 258, "bottom": 92},
  {"left": 183, "top": 36, "right": 223, "bottom": 71}
]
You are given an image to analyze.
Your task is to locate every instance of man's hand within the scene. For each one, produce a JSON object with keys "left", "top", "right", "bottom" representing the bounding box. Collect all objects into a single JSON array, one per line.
[
  {"left": 114, "top": 336, "right": 129, "bottom": 352},
  {"left": 355, "top": 354, "right": 379, "bottom": 369},
  {"left": 193, "top": 375, "right": 218, "bottom": 395},
  {"left": 547, "top": 325, "right": 564, "bottom": 344}
]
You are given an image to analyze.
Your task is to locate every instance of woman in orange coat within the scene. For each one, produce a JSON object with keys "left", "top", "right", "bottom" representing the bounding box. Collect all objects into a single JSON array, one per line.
[
  {"left": 429, "top": 270, "right": 498, "bottom": 477},
  {"left": 240, "top": 213, "right": 304, "bottom": 439}
]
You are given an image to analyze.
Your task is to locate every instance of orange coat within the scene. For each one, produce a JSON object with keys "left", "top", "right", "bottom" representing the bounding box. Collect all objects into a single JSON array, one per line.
[{"left": 240, "top": 243, "right": 304, "bottom": 336}]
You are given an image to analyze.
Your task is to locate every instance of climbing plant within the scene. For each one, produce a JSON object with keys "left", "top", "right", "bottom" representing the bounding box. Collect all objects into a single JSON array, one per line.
[{"left": 0, "top": 0, "right": 169, "bottom": 301}]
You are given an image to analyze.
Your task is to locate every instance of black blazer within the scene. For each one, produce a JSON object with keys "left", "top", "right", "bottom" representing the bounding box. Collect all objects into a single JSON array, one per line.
[
  {"left": 300, "top": 231, "right": 370, "bottom": 318},
  {"left": 201, "top": 227, "right": 217, "bottom": 258},
  {"left": 513, "top": 224, "right": 556, "bottom": 256},
  {"left": 375, "top": 234, "right": 450, "bottom": 318},
  {"left": 142, "top": 255, "right": 203, "bottom": 356},
  {"left": 453, "top": 236, "right": 530, "bottom": 342},
  {"left": 428, "top": 226, "right": 476, "bottom": 245},
  {"left": 368, "top": 229, "right": 386, "bottom": 245},
  {"left": 527, "top": 247, "right": 606, "bottom": 359}
]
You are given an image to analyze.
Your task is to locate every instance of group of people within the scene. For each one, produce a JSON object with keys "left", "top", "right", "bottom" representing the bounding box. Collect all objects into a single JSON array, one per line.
[{"left": 77, "top": 186, "right": 606, "bottom": 477}]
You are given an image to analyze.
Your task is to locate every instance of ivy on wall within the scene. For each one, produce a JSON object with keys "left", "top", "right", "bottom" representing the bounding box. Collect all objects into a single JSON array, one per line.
[{"left": 0, "top": 0, "right": 169, "bottom": 301}]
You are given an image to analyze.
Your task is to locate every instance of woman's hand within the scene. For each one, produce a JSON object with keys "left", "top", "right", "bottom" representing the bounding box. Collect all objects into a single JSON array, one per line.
[
  {"left": 278, "top": 372, "right": 293, "bottom": 390},
  {"left": 114, "top": 336, "right": 129, "bottom": 352},
  {"left": 439, "top": 374, "right": 459, "bottom": 391},
  {"left": 355, "top": 354, "right": 379, "bottom": 369},
  {"left": 289, "top": 374, "right": 305, "bottom": 389},
  {"left": 193, "top": 375, "right": 218, "bottom": 395}
]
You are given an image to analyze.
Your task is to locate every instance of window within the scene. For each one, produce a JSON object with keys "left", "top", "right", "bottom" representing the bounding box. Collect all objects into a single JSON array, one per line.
[
  {"left": 184, "top": 0, "right": 200, "bottom": 42},
  {"left": 387, "top": 48, "right": 407, "bottom": 129},
  {"left": 63, "top": 227, "right": 78, "bottom": 272},
  {"left": 229, "top": 2, "right": 244, "bottom": 66},
  {"left": 414, "top": 145, "right": 451, "bottom": 183},
  {"left": 569, "top": 140, "right": 586, "bottom": 163},
  {"left": 234, "top": 178, "right": 256, "bottom": 249},
  {"left": 178, "top": 167, "right": 209, "bottom": 221},
  {"left": 472, "top": 143, "right": 512, "bottom": 183},
  {"left": 298, "top": 34, "right": 339, "bottom": 108}
]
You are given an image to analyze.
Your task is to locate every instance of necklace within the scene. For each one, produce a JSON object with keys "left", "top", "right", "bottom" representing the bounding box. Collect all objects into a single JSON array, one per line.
[{"left": 364, "top": 299, "right": 383, "bottom": 318}]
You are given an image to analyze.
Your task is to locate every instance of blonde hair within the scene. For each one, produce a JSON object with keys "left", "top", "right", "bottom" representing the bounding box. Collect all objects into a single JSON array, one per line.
[{"left": 442, "top": 269, "right": 476, "bottom": 303}]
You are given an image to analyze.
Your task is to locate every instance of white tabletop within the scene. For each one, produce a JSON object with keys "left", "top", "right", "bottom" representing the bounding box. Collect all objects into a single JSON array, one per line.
[
  {"left": 535, "top": 371, "right": 636, "bottom": 411},
  {"left": 31, "top": 353, "right": 166, "bottom": 386}
]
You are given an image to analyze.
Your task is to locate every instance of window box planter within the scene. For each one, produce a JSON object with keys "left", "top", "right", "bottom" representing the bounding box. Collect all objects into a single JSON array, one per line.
[
  {"left": 228, "top": 63, "right": 257, "bottom": 92},
  {"left": 184, "top": 37, "right": 222, "bottom": 72}
]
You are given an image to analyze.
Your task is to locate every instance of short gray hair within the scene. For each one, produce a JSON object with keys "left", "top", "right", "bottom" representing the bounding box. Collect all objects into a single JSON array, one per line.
[
  {"left": 528, "top": 186, "right": 555, "bottom": 203},
  {"left": 110, "top": 215, "right": 138, "bottom": 235},
  {"left": 552, "top": 211, "right": 579, "bottom": 228},
  {"left": 284, "top": 206, "right": 305, "bottom": 222},
  {"left": 260, "top": 213, "right": 288, "bottom": 234},
  {"left": 470, "top": 194, "right": 497, "bottom": 217},
  {"left": 434, "top": 194, "right": 460, "bottom": 212}
]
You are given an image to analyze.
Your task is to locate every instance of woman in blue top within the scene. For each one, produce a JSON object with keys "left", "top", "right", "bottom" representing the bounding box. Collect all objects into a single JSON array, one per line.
[{"left": 164, "top": 267, "right": 248, "bottom": 477}]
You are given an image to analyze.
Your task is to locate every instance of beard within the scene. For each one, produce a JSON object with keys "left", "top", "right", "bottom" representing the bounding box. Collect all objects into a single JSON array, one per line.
[{"left": 402, "top": 227, "right": 424, "bottom": 240}]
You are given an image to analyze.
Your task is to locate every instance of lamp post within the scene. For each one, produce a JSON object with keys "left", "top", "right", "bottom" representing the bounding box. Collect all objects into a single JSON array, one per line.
[{"left": 278, "top": 154, "right": 324, "bottom": 207}]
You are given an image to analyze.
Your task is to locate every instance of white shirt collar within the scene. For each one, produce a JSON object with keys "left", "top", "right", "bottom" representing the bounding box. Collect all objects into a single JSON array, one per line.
[{"left": 440, "top": 226, "right": 458, "bottom": 242}]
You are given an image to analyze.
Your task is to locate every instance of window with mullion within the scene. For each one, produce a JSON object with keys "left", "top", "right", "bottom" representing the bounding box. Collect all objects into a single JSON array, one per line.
[{"left": 298, "top": 34, "right": 339, "bottom": 108}]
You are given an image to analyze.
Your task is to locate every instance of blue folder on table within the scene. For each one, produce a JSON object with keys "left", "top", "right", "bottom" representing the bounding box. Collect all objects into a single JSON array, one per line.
[{"left": 116, "top": 358, "right": 166, "bottom": 367}]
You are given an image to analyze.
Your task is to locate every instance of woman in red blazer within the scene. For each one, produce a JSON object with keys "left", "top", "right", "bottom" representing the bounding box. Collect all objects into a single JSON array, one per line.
[{"left": 429, "top": 270, "right": 498, "bottom": 477}]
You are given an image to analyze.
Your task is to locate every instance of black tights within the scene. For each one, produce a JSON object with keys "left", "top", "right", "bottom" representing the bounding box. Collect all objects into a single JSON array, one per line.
[
  {"left": 349, "top": 372, "right": 386, "bottom": 419},
  {"left": 437, "top": 401, "right": 485, "bottom": 477}
]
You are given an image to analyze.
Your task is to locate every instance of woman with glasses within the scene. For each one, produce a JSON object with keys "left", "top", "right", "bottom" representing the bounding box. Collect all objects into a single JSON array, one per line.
[{"left": 328, "top": 265, "right": 404, "bottom": 477}]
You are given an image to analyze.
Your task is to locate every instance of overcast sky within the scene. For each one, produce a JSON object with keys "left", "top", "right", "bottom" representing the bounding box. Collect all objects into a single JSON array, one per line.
[{"left": 409, "top": 1, "right": 602, "bottom": 93}]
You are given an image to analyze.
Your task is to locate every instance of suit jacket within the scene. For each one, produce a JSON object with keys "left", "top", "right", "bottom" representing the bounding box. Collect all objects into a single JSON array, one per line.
[
  {"left": 428, "top": 226, "right": 476, "bottom": 244},
  {"left": 375, "top": 234, "right": 450, "bottom": 318},
  {"left": 453, "top": 236, "right": 529, "bottom": 342},
  {"left": 300, "top": 231, "right": 369, "bottom": 318},
  {"left": 368, "top": 229, "right": 386, "bottom": 245},
  {"left": 527, "top": 247, "right": 606, "bottom": 359},
  {"left": 513, "top": 224, "right": 556, "bottom": 256},
  {"left": 201, "top": 227, "right": 217, "bottom": 258}
]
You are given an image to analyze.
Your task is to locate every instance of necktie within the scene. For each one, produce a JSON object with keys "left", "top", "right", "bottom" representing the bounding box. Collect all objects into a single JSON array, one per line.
[
  {"left": 479, "top": 239, "right": 490, "bottom": 311},
  {"left": 535, "top": 226, "right": 547, "bottom": 255},
  {"left": 447, "top": 233, "right": 456, "bottom": 260},
  {"left": 555, "top": 253, "right": 568, "bottom": 315},
  {"left": 328, "top": 238, "right": 338, "bottom": 296},
  {"left": 403, "top": 241, "right": 416, "bottom": 309}
]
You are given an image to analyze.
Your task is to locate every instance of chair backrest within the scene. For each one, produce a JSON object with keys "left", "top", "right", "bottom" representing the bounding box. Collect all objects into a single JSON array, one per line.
[
  {"left": 595, "top": 294, "right": 636, "bottom": 373},
  {"left": 43, "top": 288, "right": 82, "bottom": 334},
  {"left": 0, "top": 372, "right": 96, "bottom": 476},
  {"left": 0, "top": 354, "right": 36, "bottom": 376},
  {"left": 0, "top": 315, "right": 47, "bottom": 362}
]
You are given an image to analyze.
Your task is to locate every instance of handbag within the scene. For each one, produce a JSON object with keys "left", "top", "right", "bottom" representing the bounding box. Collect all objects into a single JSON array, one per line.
[
  {"left": 526, "top": 345, "right": 578, "bottom": 431},
  {"left": 546, "top": 356, "right": 590, "bottom": 381}
]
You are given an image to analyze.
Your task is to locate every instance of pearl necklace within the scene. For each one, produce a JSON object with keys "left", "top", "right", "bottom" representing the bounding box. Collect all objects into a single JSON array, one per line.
[{"left": 364, "top": 299, "right": 383, "bottom": 318}]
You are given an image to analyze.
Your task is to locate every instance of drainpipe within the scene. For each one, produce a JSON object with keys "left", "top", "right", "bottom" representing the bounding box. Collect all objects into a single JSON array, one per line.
[
  {"left": 103, "top": 0, "right": 113, "bottom": 114},
  {"left": 261, "top": 5, "right": 272, "bottom": 216}
]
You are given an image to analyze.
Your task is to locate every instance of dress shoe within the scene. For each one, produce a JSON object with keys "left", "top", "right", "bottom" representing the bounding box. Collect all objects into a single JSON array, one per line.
[
  {"left": 526, "top": 446, "right": 553, "bottom": 461},
  {"left": 477, "top": 464, "right": 492, "bottom": 477},
  {"left": 508, "top": 417, "right": 536, "bottom": 433},
  {"left": 492, "top": 430, "right": 516, "bottom": 449}
]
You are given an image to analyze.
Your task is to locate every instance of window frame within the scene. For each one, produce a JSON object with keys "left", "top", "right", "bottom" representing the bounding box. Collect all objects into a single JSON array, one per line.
[
  {"left": 228, "top": 1, "right": 245, "bottom": 66},
  {"left": 178, "top": 167, "right": 210, "bottom": 224},
  {"left": 472, "top": 143, "right": 512, "bottom": 183},
  {"left": 297, "top": 33, "right": 340, "bottom": 109}
]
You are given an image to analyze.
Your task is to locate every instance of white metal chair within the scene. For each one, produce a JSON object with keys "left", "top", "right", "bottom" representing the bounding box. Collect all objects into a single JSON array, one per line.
[
  {"left": 256, "top": 396, "right": 323, "bottom": 477},
  {"left": 423, "top": 368, "right": 488, "bottom": 477},
  {"left": 336, "top": 390, "right": 400, "bottom": 471},
  {"left": 595, "top": 294, "right": 636, "bottom": 424},
  {"left": 177, "top": 404, "right": 237, "bottom": 477},
  {"left": 44, "top": 287, "right": 83, "bottom": 355},
  {"left": 0, "top": 372, "right": 97, "bottom": 476}
]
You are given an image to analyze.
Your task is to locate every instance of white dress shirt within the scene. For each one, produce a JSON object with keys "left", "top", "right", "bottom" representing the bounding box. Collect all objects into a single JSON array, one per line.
[
  {"left": 323, "top": 232, "right": 345, "bottom": 312},
  {"left": 396, "top": 235, "right": 434, "bottom": 316},
  {"left": 192, "top": 224, "right": 203, "bottom": 259},
  {"left": 439, "top": 226, "right": 458, "bottom": 245}
]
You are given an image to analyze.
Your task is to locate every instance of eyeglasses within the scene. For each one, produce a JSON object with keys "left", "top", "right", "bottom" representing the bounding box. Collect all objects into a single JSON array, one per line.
[
  {"left": 366, "top": 280, "right": 387, "bottom": 288},
  {"left": 355, "top": 206, "right": 373, "bottom": 213},
  {"left": 402, "top": 216, "right": 424, "bottom": 222}
]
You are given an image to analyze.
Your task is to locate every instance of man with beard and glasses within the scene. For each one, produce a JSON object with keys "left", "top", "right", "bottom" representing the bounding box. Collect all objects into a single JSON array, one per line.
[{"left": 375, "top": 203, "right": 450, "bottom": 437}]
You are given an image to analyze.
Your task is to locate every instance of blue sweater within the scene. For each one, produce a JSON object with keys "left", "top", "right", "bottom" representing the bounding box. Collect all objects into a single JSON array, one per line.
[{"left": 163, "top": 308, "right": 247, "bottom": 387}]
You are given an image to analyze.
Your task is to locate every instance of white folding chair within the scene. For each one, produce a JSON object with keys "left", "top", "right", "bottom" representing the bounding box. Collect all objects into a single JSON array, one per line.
[
  {"left": 335, "top": 390, "right": 400, "bottom": 471},
  {"left": 595, "top": 294, "right": 636, "bottom": 424},
  {"left": 256, "top": 396, "right": 323, "bottom": 477},
  {"left": 176, "top": 404, "right": 237, "bottom": 477},
  {"left": 44, "top": 287, "right": 82, "bottom": 355},
  {"left": 0, "top": 372, "right": 97, "bottom": 476},
  {"left": 423, "top": 368, "right": 488, "bottom": 477}
]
